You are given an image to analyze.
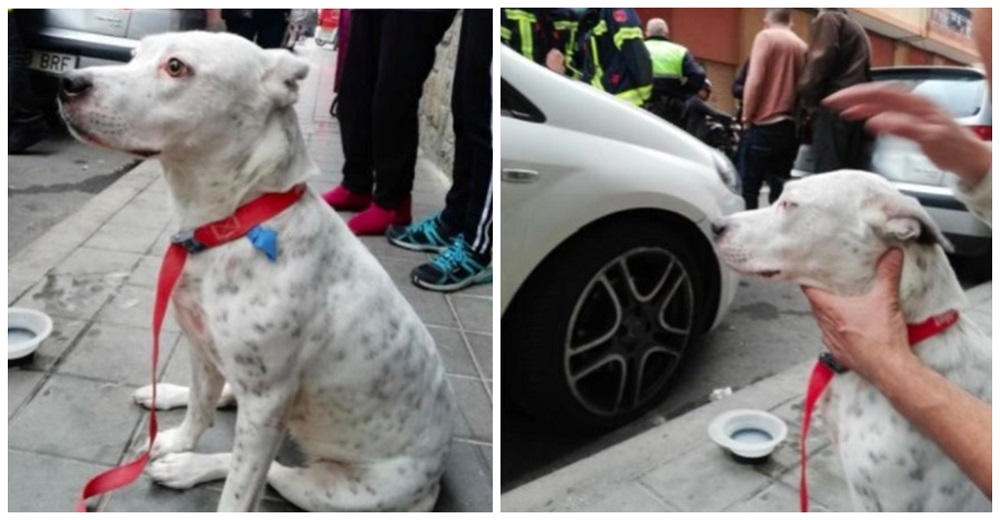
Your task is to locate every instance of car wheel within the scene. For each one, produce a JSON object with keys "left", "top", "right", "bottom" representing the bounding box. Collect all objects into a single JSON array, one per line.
[{"left": 504, "top": 217, "right": 706, "bottom": 432}]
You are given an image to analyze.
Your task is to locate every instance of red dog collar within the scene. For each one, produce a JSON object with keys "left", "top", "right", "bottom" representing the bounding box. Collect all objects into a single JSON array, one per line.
[
  {"left": 799, "top": 309, "right": 960, "bottom": 512},
  {"left": 76, "top": 184, "right": 306, "bottom": 511}
]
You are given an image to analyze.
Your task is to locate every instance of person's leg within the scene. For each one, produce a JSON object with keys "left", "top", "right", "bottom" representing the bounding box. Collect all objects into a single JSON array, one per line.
[
  {"left": 222, "top": 10, "right": 257, "bottom": 43},
  {"left": 741, "top": 126, "right": 768, "bottom": 210},
  {"left": 812, "top": 106, "right": 855, "bottom": 174},
  {"left": 844, "top": 118, "right": 872, "bottom": 171},
  {"left": 766, "top": 120, "right": 798, "bottom": 204},
  {"left": 252, "top": 9, "right": 289, "bottom": 49},
  {"left": 369, "top": 10, "right": 457, "bottom": 209},
  {"left": 327, "top": 10, "right": 381, "bottom": 207},
  {"left": 409, "top": 10, "right": 492, "bottom": 292},
  {"left": 348, "top": 9, "right": 456, "bottom": 235},
  {"left": 444, "top": 9, "right": 491, "bottom": 248},
  {"left": 9, "top": 12, "right": 48, "bottom": 154}
]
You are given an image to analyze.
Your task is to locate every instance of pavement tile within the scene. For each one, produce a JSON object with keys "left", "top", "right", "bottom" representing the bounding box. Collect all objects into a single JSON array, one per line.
[
  {"left": 640, "top": 442, "right": 773, "bottom": 511},
  {"left": 52, "top": 246, "right": 143, "bottom": 277},
  {"left": 778, "top": 444, "right": 851, "bottom": 511},
  {"left": 450, "top": 294, "right": 492, "bottom": 334},
  {"left": 8, "top": 449, "right": 113, "bottom": 512},
  {"left": 481, "top": 445, "right": 493, "bottom": 473},
  {"left": 9, "top": 318, "right": 87, "bottom": 373},
  {"left": 428, "top": 325, "right": 478, "bottom": 377},
  {"left": 436, "top": 440, "right": 493, "bottom": 512},
  {"left": 585, "top": 483, "right": 675, "bottom": 512},
  {"left": 8, "top": 370, "right": 46, "bottom": 420},
  {"left": 94, "top": 284, "right": 182, "bottom": 333},
  {"left": 360, "top": 234, "right": 434, "bottom": 264},
  {"left": 460, "top": 281, "right": 493, "bottom": 298},
  {"left": 465, "top": 331, "right": 493, "bottom": 381},
  {"left": 103, "top": 479, "right": 226, "bottom": 512},
  {"left": 106, "top": 202, "right": 173, "bottom": 230},
  {"left": 724, "top": 481, "right": 828, "bottom": 512},
  {"left": 9, "top": 374, "right": 142, "bottom": 466},
  {"left": 84, "top": 222, "right": 164, "bottom": 254},
  {"left": 449, "top": 376, "right": 492, "bottom": 443},
  {"left": 399, "top": 282, "right": 462, "bottom": 330},
  {"left": 57, "top": 323, "right": 180, "bottom": 387},
  {"left": 126, "top": 254, "right": 165, "bottom": 287},
  {"left": 14, "top": 272, "right": 126, "bottom": 322}
]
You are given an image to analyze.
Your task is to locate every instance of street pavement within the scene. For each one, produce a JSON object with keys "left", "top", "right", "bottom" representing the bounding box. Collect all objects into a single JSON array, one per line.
[
  {"left": 8, "top": 40, "right": 492, "bottom": 512},
  {"left": 502, "top": 283, "right": 991, "bottom": 512}
]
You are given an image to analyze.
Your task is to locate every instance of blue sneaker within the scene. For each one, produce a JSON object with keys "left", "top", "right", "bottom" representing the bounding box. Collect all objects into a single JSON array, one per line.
[
  {"left": 411, "top": 236, "right": 492, "bottom": 292},
  {"left": 386, "top": 212, "right": 456, "bottom": 253}
]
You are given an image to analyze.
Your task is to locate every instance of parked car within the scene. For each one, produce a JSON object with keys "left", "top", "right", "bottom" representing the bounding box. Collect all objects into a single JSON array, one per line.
[
  {"left": 501, "top": 46, "right": 743, "bottom": 432},
  {"left": 15, "top": 9, "right": 207, "bottom": 107},
  {"left": 793, "top": 66, "right": 991, "bottom": 259}
]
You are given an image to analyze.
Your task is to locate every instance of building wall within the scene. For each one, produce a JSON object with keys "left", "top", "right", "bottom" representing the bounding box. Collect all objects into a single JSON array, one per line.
[{"left": 418, "top": 14, "right": 461, "bottom": 178}]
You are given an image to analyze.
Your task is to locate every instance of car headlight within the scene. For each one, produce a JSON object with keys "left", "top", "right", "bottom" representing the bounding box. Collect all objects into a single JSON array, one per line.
[{"left": 711, "top": 150, "right": 741, "bottom": 196}]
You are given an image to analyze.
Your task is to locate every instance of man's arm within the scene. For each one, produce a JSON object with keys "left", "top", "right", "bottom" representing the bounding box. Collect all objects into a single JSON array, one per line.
[
  {"left": 803, "top": 251, "right": 991, "bottom": 500},
  {"left": 742, "top": 32, "right": 768, "bottom": 124},
  {"left": 681, "top": 51, "right": 706, "bottom": 94},
  {"left": 612, "top": 10, "right": 652, "bottom": 90},
  {"left": 951, "top": 166, "right": 991, "bottom": 226},
  {"left": 799, "top": 13, "right": 841, "bottom": 111}
]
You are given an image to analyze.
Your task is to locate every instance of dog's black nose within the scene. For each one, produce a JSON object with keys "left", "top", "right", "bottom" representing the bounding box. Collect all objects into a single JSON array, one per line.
[
  {"left": 59, "top": 72, "right": 93, "bottom": 101},
  {"left": 710, "top": 219, "right": 728, "bottom": 238}
]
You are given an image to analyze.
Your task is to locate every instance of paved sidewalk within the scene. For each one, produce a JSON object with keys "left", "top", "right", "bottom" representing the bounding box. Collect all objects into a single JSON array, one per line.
[
  {"left": 8, "top": 41, "right": 491, "bottom": 512},
  {"left": 502, "top": 283, "right": 991, "bottom": 512}
]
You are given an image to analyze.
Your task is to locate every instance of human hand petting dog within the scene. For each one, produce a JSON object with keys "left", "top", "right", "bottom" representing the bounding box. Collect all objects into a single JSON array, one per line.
[
  {"left": 823, "top": 84, "right": 991, "bottom": 187},
  {"left": 801, "top": 248, "right": 913, "bottom": 386}
]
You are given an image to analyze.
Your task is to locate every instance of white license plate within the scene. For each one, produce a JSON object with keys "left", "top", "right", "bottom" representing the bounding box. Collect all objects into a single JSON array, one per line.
[{"left": 28, "top": 50, "right": 78, "bottom": 74}]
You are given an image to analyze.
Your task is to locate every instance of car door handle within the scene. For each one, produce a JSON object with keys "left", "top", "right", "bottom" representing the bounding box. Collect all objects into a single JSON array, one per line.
[{"left": 501, "top": 169, "right": 539, "bottom": 183}]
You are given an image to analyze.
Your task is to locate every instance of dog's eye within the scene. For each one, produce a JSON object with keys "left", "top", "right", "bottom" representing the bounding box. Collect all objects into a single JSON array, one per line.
[
  {"left": 779, "top": 200, "right": 798, "bottom": 210},
  {"left": 165, "top": 58, "right": 190, "bottom": 78}
]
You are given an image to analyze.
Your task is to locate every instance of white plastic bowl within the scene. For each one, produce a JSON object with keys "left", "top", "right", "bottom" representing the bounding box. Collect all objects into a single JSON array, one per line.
[
  {"left": 8, "top": 308, "right": 53, "bottom": 360},
  {"left": 708, "top": 409, "right": 788, "bottom": 460}
]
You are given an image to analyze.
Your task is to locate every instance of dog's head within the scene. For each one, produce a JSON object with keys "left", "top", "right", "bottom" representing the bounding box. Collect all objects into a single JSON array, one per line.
[
  {"left": 712, "top": 170, "right": 952, "bottom": 294},
  {"left": 57, "top": 31, "right": 310, "bottom": 160}
]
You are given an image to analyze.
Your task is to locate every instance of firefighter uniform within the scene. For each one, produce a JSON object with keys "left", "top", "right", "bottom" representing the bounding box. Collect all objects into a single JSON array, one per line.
[
  {"left": 500, "top": 8, "right": 552, "bottom": 64},
  {"left": 577, "top": 8, "right": 652, "bottom": 106},
  {"left": 549, "top": 8, "right": 585, "bottom": 79}
]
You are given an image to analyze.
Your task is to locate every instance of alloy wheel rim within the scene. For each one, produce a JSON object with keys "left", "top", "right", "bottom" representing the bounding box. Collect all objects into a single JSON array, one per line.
[{"left": 564, "top": 247, "right": 695, "bottom": 417}]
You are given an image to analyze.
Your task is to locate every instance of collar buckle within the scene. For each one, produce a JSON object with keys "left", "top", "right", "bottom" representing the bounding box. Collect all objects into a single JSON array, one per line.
[
  {"left": 170, "top": 230, "right": 207, "bottom": 254},
  {"left": 818, "top": 352, "right": 848, "bottom": 374}
]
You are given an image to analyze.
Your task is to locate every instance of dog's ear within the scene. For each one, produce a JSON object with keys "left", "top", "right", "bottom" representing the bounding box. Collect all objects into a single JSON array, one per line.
[
  {"left": 876, "top": 195, "right": 955, "bottom": 253},
  {"left": 262, "top": 50, "right": 310, "bottom": 107}
]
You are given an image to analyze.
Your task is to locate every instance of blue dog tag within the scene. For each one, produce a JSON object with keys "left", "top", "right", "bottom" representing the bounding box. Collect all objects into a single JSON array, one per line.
[{"left": 246, "top": 225, "right": 279, "bottom": 262}]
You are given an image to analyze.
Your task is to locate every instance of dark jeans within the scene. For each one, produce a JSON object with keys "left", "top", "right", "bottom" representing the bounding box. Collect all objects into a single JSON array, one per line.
[
  {"left": 440, "top": 10, "right": 492, "bottom": 258},
  {"left": 742, "top": 120, "right": 797, "bottom": 210},
  {"left": 338, "top": 9, "right": 457, "bottom": 208},
  {"left": 223, "top": 9, "right": 289, "bottom": 49},
  {"left": 811, "top": 106, "right": 871, "bottom": 173},
  {"left": 9, "top": 12, "right": 43, "bottom": 124}
]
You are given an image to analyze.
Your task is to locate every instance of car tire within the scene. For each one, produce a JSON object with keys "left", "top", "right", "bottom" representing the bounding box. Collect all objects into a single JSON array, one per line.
[{"left": 504, "top": 216, "right": 707, "bottom": 432}]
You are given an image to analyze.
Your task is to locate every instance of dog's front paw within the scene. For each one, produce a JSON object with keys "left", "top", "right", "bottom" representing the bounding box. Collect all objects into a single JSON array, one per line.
[
  {"left": 147, "top": 453, "right": 210, "bottom": 489},
  {"left": 148, "top": 427, "right": 198, "bottom": 460},
  {"left": 132, "top": 383, "right": 191, "bottom": 410}
]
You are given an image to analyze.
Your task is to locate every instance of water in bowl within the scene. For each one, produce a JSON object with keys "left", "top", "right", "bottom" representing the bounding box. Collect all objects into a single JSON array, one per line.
[
  {"left": 730, "top": 428, "right": 773, "bottom": 444},
  {"left": 9, "top": 327, "right": 38, "bottom": 345}
]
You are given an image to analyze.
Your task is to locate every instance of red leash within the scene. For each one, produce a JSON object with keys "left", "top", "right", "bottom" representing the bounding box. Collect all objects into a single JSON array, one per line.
[
  {"left": 798, "top": 309, "right": 959, "bottom": 512},
  {"left": 76, "top": 184, "right": 306, "bottom": 511}
]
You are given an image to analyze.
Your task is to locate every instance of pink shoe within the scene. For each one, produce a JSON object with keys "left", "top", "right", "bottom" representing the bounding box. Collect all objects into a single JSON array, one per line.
[
  {"left": 322, "top": 185, "right": 372, "bottom": 211},
  {"left": 347, "top": 197, "right": 412, "bottom": 236}
]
